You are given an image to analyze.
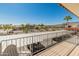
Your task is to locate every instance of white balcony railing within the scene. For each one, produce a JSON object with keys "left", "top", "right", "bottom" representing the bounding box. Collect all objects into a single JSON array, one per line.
[{"left": 0, "top": 30, "right": 74, "bottom": 56}]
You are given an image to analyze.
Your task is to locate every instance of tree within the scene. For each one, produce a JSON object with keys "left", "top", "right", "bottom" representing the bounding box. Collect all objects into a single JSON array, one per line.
[
  {"left": 64, "top": 16, "right": 72, "bottom": 27},
  {"left": 21, "top": 24, "right": 26, "bottom": 32}
]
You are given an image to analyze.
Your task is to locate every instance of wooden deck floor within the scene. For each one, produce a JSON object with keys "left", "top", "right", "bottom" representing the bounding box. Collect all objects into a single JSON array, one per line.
[
  {"left": 35, "top": 41, "right": 76, "bottom": 56},
  {"left": 69, "top": 46, "right": 79, "bottom": 56}
]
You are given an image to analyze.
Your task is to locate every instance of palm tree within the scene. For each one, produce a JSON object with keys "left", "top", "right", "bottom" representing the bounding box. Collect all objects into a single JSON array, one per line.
[{"left": 64, "top": 16, "right": 72, "bottom": 27}]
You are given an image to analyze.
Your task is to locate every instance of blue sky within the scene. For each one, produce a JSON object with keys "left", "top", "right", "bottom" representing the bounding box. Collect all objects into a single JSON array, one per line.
[{"left": 0, "top": 3, "right": 78, "bottom": 25}]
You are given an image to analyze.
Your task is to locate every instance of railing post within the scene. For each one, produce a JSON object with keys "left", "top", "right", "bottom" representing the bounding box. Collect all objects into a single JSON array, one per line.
[
  {"left": 76, "top": 33, "right": 78, "bottom": 45},
  {"left": 31, "top": 36, "right": 33, "bottom": 56},
  {"left": 23, "top": 37, "right": 24, "bottom": 55},
  {"left": 19, "top": 38, "right": 21, "bottom": 54},
  {"left": 62, "top": 32, "right": 63, "bottom": 41},
  {"left": 52, "top": 33, "right": 53, "bottom": 45},
  {"left": 16, "top": 39, "right": 17, "bottom": 48},
  {"left": 6, "top": 40, "right": 7, "bottom": 49},
  {"left": 37, "top": 35, "right": 39, "bottom": 52},
  {"left": 0, "top": 42, "right": 2, "bottom": 56},
  {"left": 56, "top": 32, "right": 58, "bottom": 42},
  {"left": 11, "top": 40, "right": 12, "bottom": 56},
  {"left": 47, "top": 34, "right": 48, "bottom": 47},
  {"left": 11, "top": 39, "right": 13, "bottom": 44}
]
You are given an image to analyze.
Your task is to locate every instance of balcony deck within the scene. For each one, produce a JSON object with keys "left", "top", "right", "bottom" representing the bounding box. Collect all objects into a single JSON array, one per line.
[
  {"left": 35, "top": 35, "right": 79, "bottom": 56},
  {"left": 35, "top": 41, "right": 76, "bottom": 56}
]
